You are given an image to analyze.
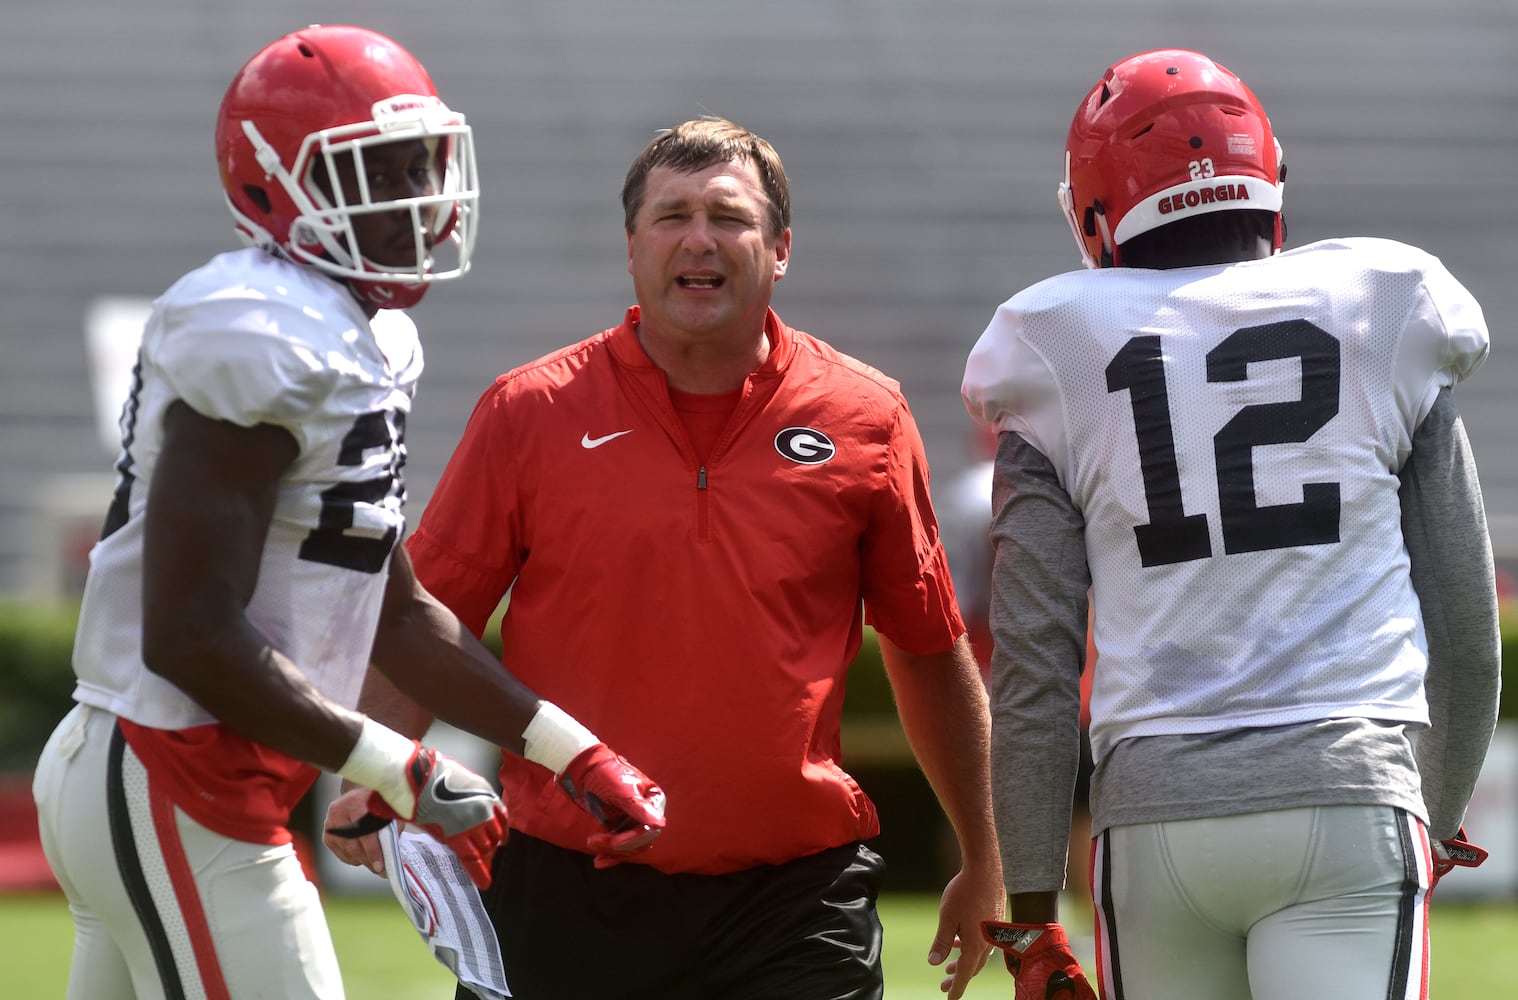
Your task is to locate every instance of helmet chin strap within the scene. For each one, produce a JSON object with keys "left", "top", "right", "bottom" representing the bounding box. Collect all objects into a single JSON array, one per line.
[
  {"left": 350, "top": 276, "right": 429, "bottom": 312},
  {"left": 1095, "top": 206, "right": 1116, "bottom": 267},
  {"left": 298, "top": 235, "right": 430, "bottom": 312}
]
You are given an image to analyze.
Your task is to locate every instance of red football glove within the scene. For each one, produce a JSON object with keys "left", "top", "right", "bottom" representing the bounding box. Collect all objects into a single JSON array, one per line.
[
  {"left": 1431, "top": 826, "right": 1488, "bottom": 893},
  {"left": 982, "top": 922, "right": 1096, "bottom": 1000},
  {"left": 328, "top": 745, "right": 508, "bottom": 890},
  {"left": 557, "top": 743, "right": 667, "bottom": 868}
]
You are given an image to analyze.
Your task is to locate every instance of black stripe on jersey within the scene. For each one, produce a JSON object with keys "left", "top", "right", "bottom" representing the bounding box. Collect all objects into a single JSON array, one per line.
[
  {"left": 108, "top": 723, "right": 188, "bottom": 1000},
  {"left": 1386, "top": 811, "right": 1420, "bottom": 1000},
  {"left": 102, "top": 351, "right": 145, "bottom": 541},
  {"left": 100, "top": 471, "right": 134, "bottom": 540},
  {"left": 1097, "top": 831, "right": 1125, "bottom": 1000}
]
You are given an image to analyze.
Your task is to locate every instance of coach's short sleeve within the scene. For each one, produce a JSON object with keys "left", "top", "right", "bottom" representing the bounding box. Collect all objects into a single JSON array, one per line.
[
  {"left": 860, "top": 397, "right": 966, "bottom": 655},
  {"left": 407, "top": 377, "right": 524, "bottom": 636}
]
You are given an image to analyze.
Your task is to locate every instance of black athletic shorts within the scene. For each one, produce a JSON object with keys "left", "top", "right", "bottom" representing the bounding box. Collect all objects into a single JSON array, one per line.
[{"left": 460, "top": 833, "right": 886, "bottom": 1000}]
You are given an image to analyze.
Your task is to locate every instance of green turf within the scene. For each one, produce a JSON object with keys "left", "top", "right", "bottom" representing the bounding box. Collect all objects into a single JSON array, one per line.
[{"left": 6, "top": 890, "right": 1515, "bottom": 997}]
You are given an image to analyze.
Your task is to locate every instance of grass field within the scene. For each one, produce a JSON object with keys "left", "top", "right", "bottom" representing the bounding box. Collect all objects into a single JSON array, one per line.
[{"left": 6, "top": 890, "right": 1515, "bottom": 997}]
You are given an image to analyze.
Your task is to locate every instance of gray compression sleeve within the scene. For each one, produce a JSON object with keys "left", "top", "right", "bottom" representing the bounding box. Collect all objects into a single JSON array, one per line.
[
  {"left": 987, "top": 431, "right": 1090, "bottom": 894},
  {"left": 1401, "top": 388, "right": 1502, "bottom": 840}
]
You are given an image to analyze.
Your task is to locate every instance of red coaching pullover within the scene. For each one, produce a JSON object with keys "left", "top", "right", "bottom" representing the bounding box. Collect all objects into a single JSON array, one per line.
[{"left": 408, "top": 307, "right": 964, "bottom": 875}]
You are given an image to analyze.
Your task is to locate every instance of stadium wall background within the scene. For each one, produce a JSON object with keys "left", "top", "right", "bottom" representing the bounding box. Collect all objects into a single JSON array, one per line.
[{"left": 3, "top": 0, "right": 1517, "bottom": 597}]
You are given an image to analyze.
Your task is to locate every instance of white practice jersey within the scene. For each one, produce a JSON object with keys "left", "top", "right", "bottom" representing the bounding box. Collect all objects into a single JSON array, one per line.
[
  {"left": 72, "top": 248, "right": 423, "bottom": 730},
  {"left": 963, "top": 238, "right": 1488, "bottom": 761}
]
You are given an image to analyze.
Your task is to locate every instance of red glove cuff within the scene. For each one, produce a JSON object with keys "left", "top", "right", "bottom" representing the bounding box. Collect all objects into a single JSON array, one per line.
[
  {"left": 982, "top": 921, "right": 1096, "bottom": 1000},
  {"left": 1433, "top": 826, "right": 1488, "bottom": 881}
]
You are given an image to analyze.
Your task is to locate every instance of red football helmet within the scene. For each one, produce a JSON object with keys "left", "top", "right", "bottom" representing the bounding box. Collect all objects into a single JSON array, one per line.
[
  {"left": 215, "top": 25, "right": 479, "bottom": 308},
  {"left": 1058, "top": 49, "right": 1284, "bottom": 268}
]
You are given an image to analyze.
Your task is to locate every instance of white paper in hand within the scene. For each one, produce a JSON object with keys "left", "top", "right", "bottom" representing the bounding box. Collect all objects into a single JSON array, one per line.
[{"left": 378, "top": 820, "right": 513, "bottom": 999}]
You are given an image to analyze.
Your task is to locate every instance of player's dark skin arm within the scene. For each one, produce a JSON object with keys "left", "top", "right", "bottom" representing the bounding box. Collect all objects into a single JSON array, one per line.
[
  {"left": 140, "top": 400, "right": 364, "bottom": 770},
  {"left": 143, "top": 399, "right": 546, "bottom": 772},
  {"left": 1008, "top": 891, "right": 1061, "bottom": 923},
  {"left": 324, "top": 558, "right": 544, "bottom": 872},
  {"left": 367, "top": 544, "right": 534, "bottom": 757}
]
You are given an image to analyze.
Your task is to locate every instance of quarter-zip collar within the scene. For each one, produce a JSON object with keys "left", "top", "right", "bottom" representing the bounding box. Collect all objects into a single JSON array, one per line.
[{"left": 605, "top": 305, "right": 796, "bottom": 376}]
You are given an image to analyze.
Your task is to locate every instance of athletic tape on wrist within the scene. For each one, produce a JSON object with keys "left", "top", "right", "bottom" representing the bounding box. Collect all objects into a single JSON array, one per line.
[
  {"left": 522, "top": 701, "right": 599, "bottom": 776},
  {"left": 337, "top": 718, "right": 420, "bottom": 817}
]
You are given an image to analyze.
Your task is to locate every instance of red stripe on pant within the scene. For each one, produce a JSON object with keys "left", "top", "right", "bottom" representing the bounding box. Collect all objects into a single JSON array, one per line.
[{"left": 147, "top": 774, "right": 234, "bottom": 1000}]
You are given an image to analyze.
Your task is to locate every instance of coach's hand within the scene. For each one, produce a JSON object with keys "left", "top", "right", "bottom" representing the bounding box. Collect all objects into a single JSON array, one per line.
[
  {"left": 329, "top": 746, "right": 509, "bottom": 890},
  {"left": 322, "top": 787, "right": 387, "bottom": 875},
  {"left": 982, "top": 921, "right": 1096, "bottom": 1000},
  {"left": 930, "top": 866, "right": 1000, "bottom": 999},
  {"left": 557, "top": 743, "right": 667, "bottom": 868}
]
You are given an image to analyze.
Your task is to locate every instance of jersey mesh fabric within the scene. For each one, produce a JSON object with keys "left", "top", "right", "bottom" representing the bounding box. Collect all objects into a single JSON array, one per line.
[
  {"left": 70, "top": 247, "right": 422, "bottom": 838},
  {"left": 963, "top": 238, "right": 1487, "bottom": 762}
]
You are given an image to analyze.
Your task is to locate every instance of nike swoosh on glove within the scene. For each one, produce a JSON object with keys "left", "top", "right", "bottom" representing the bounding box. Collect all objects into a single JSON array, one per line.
[
  {"left": 982, "top": 921, "right": 1096, "bottom": 1000},
  {"left": 329, "top": 746, "right": 508, "bottom": 890},
  {"left": 556, "top": 744, "right": 667, "bottom": 869}
]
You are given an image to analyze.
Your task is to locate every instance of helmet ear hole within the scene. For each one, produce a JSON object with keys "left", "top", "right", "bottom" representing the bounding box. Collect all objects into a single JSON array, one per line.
[{"left": 242, "top": 185, "right": 272, "bottom": 214}]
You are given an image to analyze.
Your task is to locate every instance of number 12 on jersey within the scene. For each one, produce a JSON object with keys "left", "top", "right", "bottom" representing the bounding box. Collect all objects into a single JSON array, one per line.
[{"left": 1105, "top": 319, "right": 1342, "bottom": 567}]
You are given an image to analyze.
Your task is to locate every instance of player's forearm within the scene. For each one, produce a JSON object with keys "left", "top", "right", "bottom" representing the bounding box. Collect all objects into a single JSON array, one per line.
[
  {"left": 1401, "top": 390, "right": 1502, "bottom": 837},
  {"left": 987, "top": 432, "right": 1092, "bottom": 893},
  {"left": 989, "top": 699, "right": 1081, "bottom": 893},
  {"left": 354, "top": 662, "right": 436, "bottom": 740},
  {"left": 1008, "top": 891, "right": 1062, "bottom": 924},
  {"left": 147, "top": 621, "right": 364, "bottom": 771},
  {"left": 369, "top": 545, "right": 536, "bottom": 752},
  {"left": 369, "top": 595, "right": 534, "bottom": 756}
]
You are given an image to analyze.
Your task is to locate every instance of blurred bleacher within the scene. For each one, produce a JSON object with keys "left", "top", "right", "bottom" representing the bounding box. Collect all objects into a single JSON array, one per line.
[{"left": 2, "top": 0, "right": 1515, "bottom": 588}]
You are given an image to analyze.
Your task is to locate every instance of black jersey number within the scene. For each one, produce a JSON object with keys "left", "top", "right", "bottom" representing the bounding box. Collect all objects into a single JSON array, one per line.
[
  {"left": 298, "top": 410, "right": 406, "bottom": 573},
  {"left": 1105, "top": 320, "right": 1341, "bottom": 567}
]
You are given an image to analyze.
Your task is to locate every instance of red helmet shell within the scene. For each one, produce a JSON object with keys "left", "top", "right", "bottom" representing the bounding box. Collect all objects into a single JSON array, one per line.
[
  {"left": 215, "top": 25, "right": 478, "bottom": 308},
  {"left": 1058, "top": 49, "right": 1284, "bottom": 268}
]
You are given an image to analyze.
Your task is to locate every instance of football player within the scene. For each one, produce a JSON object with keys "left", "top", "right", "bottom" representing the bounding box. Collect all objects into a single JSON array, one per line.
[
  {"left": 30, "top": 25, "right": 665, "bottom": 1000},
  {"left": 963, "top": 49, "right": 1499, "bottom": 1000}
]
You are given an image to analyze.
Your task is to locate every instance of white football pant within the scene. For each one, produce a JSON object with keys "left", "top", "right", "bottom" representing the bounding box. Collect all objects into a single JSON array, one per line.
[
  {"left": 1091, "top": 804, "right": 1433, "bottom": 1000},
  {"left": 32, "top": 704, "right": 344, "bottom": 1000}
]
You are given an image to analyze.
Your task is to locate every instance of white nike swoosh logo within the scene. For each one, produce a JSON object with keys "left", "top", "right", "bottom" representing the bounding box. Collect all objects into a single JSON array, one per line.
[
  {"left": 432, "top": 775, "right": 498, "bottom": 803},
  {"left": 581, "top": 429, "right": 634, "bottom": 449}
]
